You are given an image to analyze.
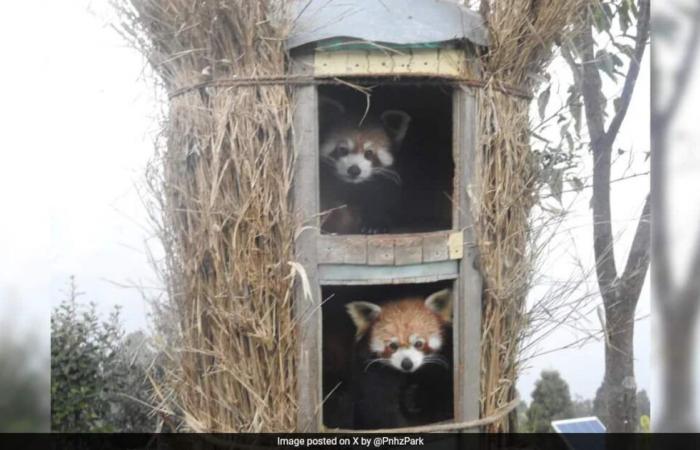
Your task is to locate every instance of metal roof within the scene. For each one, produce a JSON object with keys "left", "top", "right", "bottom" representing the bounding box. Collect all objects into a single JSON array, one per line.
[{"left": 286, "top": 0, "right": 489, "bottom": 50}]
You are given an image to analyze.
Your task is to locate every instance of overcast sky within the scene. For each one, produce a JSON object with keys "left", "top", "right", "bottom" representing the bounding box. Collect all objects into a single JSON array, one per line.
[{"left": 0, "top": 0, "right": 666, "bottom": 408}]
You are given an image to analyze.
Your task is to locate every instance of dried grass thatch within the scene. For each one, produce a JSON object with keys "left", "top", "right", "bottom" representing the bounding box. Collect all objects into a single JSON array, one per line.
[
  {"left": 475, "top": 0, "right": 588, "bottom": 431},
  {"left": 115, "top": 0, "right": 297, "bottom": 432},
  {"left": 114, "top": 0, "right": 587, "bottom": 433}
]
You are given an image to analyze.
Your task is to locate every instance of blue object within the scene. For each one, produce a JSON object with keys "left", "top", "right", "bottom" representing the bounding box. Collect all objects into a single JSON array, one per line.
[
  {"left": 552, "top": 416, "right": 607, "bottom": 433},
  {"left": 552, "top": 417, "right": 606, "bottom": 450}
]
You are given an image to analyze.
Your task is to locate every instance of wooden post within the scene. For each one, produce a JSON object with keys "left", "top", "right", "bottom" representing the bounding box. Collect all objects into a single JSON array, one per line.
[
  {"left": 291, "top": 50, "right": 323, "bottom": 432},
  {"left": 453, "top": 86, "right": 482, "bottom": 428}
]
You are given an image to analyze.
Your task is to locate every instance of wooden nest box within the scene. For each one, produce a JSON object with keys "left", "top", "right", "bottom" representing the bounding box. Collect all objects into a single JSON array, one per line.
[{"left": 287, "top": 0, "right": 488, "bottom": 432}]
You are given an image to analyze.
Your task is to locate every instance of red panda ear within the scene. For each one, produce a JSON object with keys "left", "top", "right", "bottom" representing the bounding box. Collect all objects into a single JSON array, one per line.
[
  {"left": 425, "top": 289, "right": 453, "bottom": 323},
  {"left": 319, "top": 97, "right": 347, "bottom": 133},
  {"left": 380, "top": 110, "right": 411, "bottom": 147},
  {"left": 346, "top": 301, "right": 382, "bottom": 340},
  {"left": 319, "top": 96, "right": 346, "bottom": 117}
]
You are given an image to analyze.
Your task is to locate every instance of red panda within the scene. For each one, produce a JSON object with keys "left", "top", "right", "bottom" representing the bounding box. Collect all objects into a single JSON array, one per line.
[
  {"left": 319, "top": 98, "right": 410, "bottom": 234},
  {"left": 346, "top": 289, "right": 452, "bottom": 373},
  {"left": 340, "top": 289, "right": 454, "bottom": 429}
]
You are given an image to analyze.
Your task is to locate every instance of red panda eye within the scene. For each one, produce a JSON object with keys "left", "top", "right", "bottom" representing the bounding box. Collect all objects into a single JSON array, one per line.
[
  {"left": 364, "top": 150, "right": 374, "bottom": 159},
  {"left": 388, "top": 342, "right": 398, "bottom": 351},
  {"left": 414, "top": 340, "right": 424, "bottom": 349},
  {"left": 336, "top": 146, "right": 349, "bottom": 157}
]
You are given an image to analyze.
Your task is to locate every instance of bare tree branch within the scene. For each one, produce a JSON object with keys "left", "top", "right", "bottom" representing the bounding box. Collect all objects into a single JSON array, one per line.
[
  {"left": 604, "top": 0, "right": 650, "bottom": 145},
  {"left": 620, "top": 194, "right": 650, "bottom": 303}
]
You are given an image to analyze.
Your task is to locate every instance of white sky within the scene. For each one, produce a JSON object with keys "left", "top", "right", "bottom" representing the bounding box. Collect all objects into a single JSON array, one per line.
[{"left": 0, "top": 0, "right": 663, "bottom": 408}]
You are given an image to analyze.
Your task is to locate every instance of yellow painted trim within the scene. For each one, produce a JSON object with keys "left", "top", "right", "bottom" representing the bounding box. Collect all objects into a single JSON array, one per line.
[
  {"left": 448, "top": 232, "right": 464, "bottom": 260},
  {"left": 313, "top": 48, "right": 468, "bottom": 77}
]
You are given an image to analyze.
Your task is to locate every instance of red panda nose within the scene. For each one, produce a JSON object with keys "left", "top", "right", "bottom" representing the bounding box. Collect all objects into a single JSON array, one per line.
[
  {"left": 347, "top": 165, "right": 361, "bottom": 178},
  {"left": 401, "top": 358, "right": 413, "bottom": 371}
]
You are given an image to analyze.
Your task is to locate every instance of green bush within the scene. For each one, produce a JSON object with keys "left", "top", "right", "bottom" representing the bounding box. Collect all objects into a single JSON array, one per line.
[
  {"left": 526, "top": 370, "right": 574, "bottom": 432},
  {"left": 51, "top": 278, "right": 155, "bottom": 432}
]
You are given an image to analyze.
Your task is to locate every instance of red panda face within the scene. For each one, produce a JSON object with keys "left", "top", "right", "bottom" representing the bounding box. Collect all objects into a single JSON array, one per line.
[
  {"left": 321, "top": 126, "right": 395, "bottom": 184},
  {"left": 319, "top": 106, "right": 410, "bottom": 185},
  {"left": 346, "top": 289, "right": 452, "bottom": 373}
]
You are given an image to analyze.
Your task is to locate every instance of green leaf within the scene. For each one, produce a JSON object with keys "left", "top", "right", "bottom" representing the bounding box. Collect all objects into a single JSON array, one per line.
[
  {"left": 619, "top": 0, "right": 631, "bottom": 33},
  {"left": 596, "top": 49, "right": 617, "bottom": 81},
  {"left": 568, "top": 177, "right": 585, "bottom": 192}
]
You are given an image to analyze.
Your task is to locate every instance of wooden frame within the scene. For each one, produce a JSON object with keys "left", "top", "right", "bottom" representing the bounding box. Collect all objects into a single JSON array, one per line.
[
  {"left": 292, "top": 50, "right": 323, "bottom": 431},
  {"left": 453, "top": 86, "right": 482, "bottom": 428},
  {"left": 292, "top": 48, "right": 482, "bottom": 432}
]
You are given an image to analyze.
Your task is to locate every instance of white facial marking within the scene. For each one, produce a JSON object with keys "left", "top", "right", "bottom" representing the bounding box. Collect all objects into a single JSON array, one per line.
[
  {"left": 390, "top": 347, "right": 424, "bottom": 372},
  {"left": 376, "top": 148, "right": 393, "bottom": 167},
  {"left": 428, "top": 334, "right": 442, "bottom": 350},
  {"left": 335, "top": 152, "right": 373, "bottom": 183},
  {"left": 363, "top": 141, "right": 374, "bottom": 150},
  {"left": 320, "top": 137, "right": 354, "bottom": 158},
  {"left": 370, "top": 337, "right": 384, "bottom": 354}
]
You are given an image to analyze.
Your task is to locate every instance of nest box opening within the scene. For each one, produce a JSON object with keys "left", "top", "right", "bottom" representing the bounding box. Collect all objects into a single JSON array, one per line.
[
  {"left": 321, "top": 281, "right": 455, "bottom": 430},
  {"left": 318, "top": 83, "right": 454, "bottom": 235}
]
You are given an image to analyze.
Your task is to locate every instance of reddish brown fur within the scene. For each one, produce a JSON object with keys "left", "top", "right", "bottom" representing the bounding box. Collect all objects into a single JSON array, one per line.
[
  {"left": 369, "top": 298, "right": 445, "bottom": 356},
  {"left": 333, "top": 126, "right": 392, "bottom": 167}
]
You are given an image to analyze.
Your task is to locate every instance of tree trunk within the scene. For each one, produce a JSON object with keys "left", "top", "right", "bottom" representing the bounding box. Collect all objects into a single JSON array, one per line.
[{"left": 603, "top": 296, "right": 637, "bottom": 432}]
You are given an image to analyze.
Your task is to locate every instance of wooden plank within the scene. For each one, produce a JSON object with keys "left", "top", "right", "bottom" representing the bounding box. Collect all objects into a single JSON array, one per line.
[
  {"left": 394, "top": 235, "right": 423, "bottom": 265},
  {"left": 344, "top": 50, "right": 370, "bottom": 75},
  {"left": 313, "top": 48, "right": 467, "bottom": 78},
  {"left": 367, "top": 236, "right": 395, "bottom": 265},
  {"left": 319, "top": 233, "right": 453, "bottom": 266},
  {"left": 391, "top": 50, "right": 412, "bottom": 72},
  {"left": 453, "top": 86, "right": 482, "bottom": 428},
  {"left": 317, "top": 234, "right": 344, "bottom": 264},
  {"left": 291, "top": 50, "right": 323, "bottom": 432},
  {"left": 342, "top": 235, "right": 368, "bottom": 264},
  {"left": 314, "top": 50, "right": 343, "bottom": 76},
  {"left": 367, "top": 50, "right": 395, "bottom": 74},
  {"left": 318, "top": 261, "right": 459, "bottom": 285},
  {"left": 448, "top": 231, "right": 464, "bottom": 260},
  {"left": 422, "top": 232, "right": 449, "bottom": 262},
  {"left": 409, "top": 49, "right": 440, "bottom": 74},
  {"left": 437, "top": 48, "right": 465, "bottom": 76}
]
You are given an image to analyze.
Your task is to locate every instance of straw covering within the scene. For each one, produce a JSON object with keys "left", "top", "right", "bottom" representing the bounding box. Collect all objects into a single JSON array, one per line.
[
  {"left": 475, "top": 0, "right": 587, "bottom": 431},
  {"left": 116, "top": 0, "right": 297, "bottom": 431}
]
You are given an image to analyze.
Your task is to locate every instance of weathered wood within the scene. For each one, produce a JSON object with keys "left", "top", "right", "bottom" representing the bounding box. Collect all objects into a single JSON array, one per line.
[
  {"left": 367, "top": 236, "right": 395, "bottom": 265},
  {"left": 453, "top": 86, "right": 482, "bottom": 427},
  {"left": 318, "top": 232, "right": 458, "bottom": 265},
  {"left": 318, "top": 260, "right": 459, "bottom": 285},
  {"left": 317, "top": 234, "right": 345, "bottom": 264},
  {"left": 394, "top": 235, "right": 423, "bottom": 265},
  {"left": 313, "top": 48, "right": 468, "bottom": 78},
  {"left": 422, "top": 232, "right": 450, "bottom": 262},
  {"left": 448, "top": 231, "right": 464, "bottom": 260},
  {"left": 342, "top": 236, "right": 368, "bottom": 264},
  {"left": 291, "top": 50, "right": 323, "bottom": 432}
]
